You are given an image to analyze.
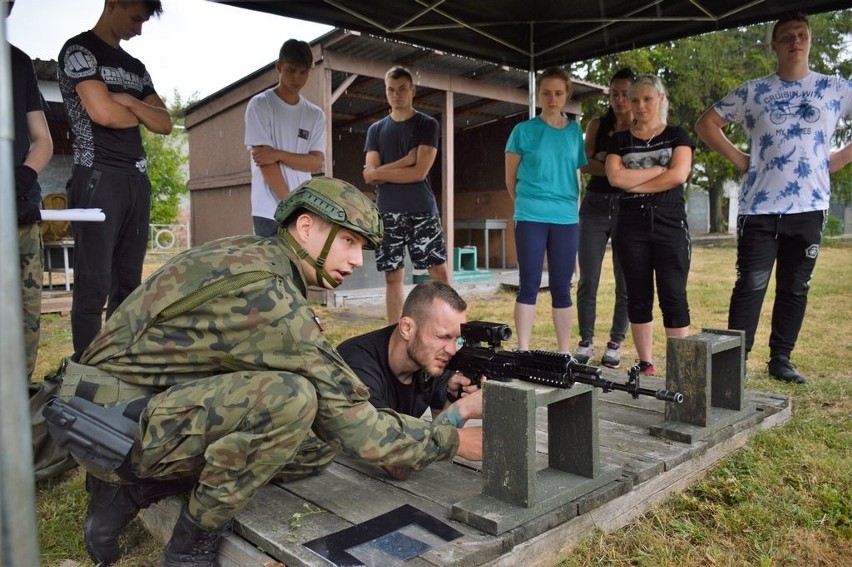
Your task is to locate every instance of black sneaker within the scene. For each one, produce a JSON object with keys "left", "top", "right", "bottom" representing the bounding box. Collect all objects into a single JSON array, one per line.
[{"left": 767, "top": 356, "right": 806, "bottom": 384}]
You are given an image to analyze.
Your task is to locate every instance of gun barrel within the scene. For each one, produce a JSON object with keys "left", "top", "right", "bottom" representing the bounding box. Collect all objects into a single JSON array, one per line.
[{"left": 655, "top": 389, "right": 684, "bottom": 403}]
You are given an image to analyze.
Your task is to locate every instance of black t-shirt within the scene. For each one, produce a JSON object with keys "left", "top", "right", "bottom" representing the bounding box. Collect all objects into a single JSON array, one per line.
[
  {"left": 607, "top": 125, "right": 693, "bottom": 205},
  {"left": 11, "top": 43, "right": 45, "bottom": 206},
  {"left": 585, "top": 112, "right": 622, "bottom": 195},
  {"left": 58, "top": 30, "right": 157, "bottom": 173},
  {"left": 337, "top": 325, "right": 450, "bottom": 418},
  {"left": 363, "top": 111, "right": 440, "bottom": 214}
]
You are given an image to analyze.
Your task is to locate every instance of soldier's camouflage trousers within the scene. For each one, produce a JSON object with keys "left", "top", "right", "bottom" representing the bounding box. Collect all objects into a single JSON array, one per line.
[
  {"left": 19, "top": 224, "right": 43, "bottom": 381},
  {"left": 121, "top": 370, "right": 335, "bottom": 530}
]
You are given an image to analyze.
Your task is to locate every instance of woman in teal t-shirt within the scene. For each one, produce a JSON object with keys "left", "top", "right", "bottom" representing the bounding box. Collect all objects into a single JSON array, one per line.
[{"left": 505, "top": 67, "right": 587, "bottom": 353}]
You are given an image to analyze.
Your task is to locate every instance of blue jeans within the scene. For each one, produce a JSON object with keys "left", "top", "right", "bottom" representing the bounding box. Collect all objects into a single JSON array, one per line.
[{"left": 577, "top": 193, "right": 628, "bottom": 344}]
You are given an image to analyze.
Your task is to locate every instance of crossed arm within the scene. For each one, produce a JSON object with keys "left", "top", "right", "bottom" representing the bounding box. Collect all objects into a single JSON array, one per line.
[
  {"left": 252, "top": 147, "right": 324, "bottom": 200},
  {"left": 606, "top": 145, "right": 693, "bottom": 194},
  {"left": 76, "top": 80, "right": 172, "bottom": 134},
  {"left": 363, "top": 144, "right": 437, "bottom": 185}
]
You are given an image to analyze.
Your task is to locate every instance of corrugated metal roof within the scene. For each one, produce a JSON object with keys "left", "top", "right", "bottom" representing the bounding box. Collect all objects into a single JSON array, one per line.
[{"left": 324, "top": 30, "right": 604, "bottom": 133}]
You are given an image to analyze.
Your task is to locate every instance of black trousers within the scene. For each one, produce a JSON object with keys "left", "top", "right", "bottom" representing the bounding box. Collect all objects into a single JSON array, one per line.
[
  {"left": 68, "top": 166, "right": 151, "bottom": 358},
  {"left": 613, "top": 201, "right": 691, "bottom": 328},
  {"left": 728, "top": 211, "right": 826, "bottom": 358}
]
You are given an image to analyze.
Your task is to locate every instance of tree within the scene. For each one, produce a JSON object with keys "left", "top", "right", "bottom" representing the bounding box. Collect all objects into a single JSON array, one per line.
[
  {"left": 577, "top": 10, "right": 852, "bottom": 231},
  {"left": 142, "top": 91, "right": 198, "bottom": 225}
]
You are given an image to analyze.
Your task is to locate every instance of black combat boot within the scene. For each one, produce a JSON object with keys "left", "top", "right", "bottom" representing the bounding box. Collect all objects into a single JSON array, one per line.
[
  {"left": 161, "top": 505, "right": 231, "bottom": 567},
  {"left": 84, "top": 473, "right": 195, "bottom": 566}
]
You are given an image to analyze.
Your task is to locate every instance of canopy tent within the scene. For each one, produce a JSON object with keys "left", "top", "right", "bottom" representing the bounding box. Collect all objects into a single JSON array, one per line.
[
  {"left": 1, "top": 3, "right": 848, "bottom": 564},
  {"left": 215, "top": 0, "right": 849, "bottom": 71}
]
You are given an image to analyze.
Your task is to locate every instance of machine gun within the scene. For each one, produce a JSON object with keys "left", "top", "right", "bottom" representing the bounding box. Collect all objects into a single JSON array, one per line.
[{"left": 448, "top": 321, "right": 683, "bottom": 403}]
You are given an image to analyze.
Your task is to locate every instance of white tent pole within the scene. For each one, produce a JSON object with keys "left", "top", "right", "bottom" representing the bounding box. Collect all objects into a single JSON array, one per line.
[
  {"left": 0, "top": 20, "right": 43, "bottom": 567},
  {"left": 527, "top": 22, "right": 535, "bottom": 118}
]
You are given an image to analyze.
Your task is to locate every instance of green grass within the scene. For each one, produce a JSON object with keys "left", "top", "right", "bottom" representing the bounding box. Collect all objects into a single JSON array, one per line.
[{"left": 34, "top": 240, "right": 852, "bottom": 566}]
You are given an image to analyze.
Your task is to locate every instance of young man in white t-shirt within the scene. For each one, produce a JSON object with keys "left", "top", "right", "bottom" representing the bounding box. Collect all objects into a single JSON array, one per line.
[
  {"left": 696, "top": 12, "right": 852, "bottom": 384},
  {"left": 245, "top": 39, "right": 326, "bottom": 236}
]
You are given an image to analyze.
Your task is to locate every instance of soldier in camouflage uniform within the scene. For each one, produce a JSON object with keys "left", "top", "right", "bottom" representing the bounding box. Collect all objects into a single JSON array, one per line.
[
  {"left": 9, "top": 0, "right": 54, "bottom": 379},
  {"left": 58, "top": 177, "right": 483, "bottom": 567}
]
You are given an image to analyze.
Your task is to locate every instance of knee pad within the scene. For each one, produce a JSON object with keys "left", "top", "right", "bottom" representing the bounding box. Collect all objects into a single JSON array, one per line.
[{"left": 735, "top": 269, "right": 771, "bottom": 292}]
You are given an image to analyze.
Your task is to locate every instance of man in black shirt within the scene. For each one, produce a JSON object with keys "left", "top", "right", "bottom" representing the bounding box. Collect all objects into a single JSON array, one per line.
[
  {"left": 57, "top": 0, "right": 172, "bottom": 359},
  {"left": 338, "top": 281, "right": 479, "bottom": 420}
]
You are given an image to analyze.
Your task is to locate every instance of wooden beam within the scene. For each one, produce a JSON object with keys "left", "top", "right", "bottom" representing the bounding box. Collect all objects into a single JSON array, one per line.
[
  {"left": 442, "top": 89, "right": 454, "bottom": 282},
  {"left": 331, "top": 73, "right": 359, "bottom": 104},
  {"left": 322, "top": 67, "right": 334, "bottom": 177},
  {"left": 322, "top": 50, "right": 529, "bottom": 105}
]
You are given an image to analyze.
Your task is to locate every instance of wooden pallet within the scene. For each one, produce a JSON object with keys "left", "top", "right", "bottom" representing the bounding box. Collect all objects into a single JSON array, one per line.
[
  {"left": 141, "top": 376, "right": 791, "bottom": 566},
  {"left": 41, "top": 291, "right": 72, "bottom": 315}
]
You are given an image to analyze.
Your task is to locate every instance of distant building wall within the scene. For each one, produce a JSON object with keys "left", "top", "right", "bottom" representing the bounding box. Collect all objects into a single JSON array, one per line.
[
  {"left": 455, "top": 114, "right": 522, "bottom": 197},
  {"left": 686, "top": 189, "right": 710, "bottom": 234},
  {"left": 185, "top": 65, "right": 279, "bottom": 243}
]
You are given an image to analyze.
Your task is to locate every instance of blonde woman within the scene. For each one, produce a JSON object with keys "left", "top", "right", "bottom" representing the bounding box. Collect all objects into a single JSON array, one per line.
[{"left": 605, "top": 74, "right": 694, "bottom": 375}]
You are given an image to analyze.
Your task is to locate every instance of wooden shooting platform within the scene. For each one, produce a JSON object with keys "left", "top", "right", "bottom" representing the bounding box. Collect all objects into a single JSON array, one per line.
[{"left": 141, "top": 372, "right": 791, "bottom": 567}]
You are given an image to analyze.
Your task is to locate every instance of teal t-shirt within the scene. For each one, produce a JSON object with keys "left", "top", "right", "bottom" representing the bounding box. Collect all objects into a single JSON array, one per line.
[{"left": 505, "top": 116, "right": 587, "bottom": 224}]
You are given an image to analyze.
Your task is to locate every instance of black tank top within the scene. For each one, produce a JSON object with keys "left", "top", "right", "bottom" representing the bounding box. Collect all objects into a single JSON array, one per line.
[{"left": 586, "top": 111, "right": 622, "bottom": 195}]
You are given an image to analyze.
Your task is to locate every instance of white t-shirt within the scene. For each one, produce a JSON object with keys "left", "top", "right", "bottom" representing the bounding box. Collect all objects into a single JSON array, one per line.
[
  {"left": 245, "top": 90, "right": 326, "bottom": 219},
  {"left": 714, "top": 71, "right": 852, "bottom": 215}
]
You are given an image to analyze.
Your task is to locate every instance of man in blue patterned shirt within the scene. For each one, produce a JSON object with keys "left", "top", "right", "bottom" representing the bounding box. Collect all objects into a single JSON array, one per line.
[{"left": 696, "top": 12, "right": 852, "bottom": 384}]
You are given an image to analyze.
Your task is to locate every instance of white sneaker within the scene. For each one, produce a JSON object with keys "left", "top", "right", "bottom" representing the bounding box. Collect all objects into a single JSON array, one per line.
[
  {"left": 575, "top": 340, "right": 594, "bottom": 364},
  {"left": 601, "top": 341, "right": 621, "bottom": 368}
]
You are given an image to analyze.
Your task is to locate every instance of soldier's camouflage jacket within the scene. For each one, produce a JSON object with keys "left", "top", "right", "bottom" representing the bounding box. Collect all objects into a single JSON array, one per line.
[{"left": 79, "top": 234, "right": 459, "bottom": 469}]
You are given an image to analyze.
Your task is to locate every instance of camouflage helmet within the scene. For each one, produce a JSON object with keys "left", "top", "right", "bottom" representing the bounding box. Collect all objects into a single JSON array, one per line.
[{"left": 274, "top": 177, "right": 383, "bottom": 249}]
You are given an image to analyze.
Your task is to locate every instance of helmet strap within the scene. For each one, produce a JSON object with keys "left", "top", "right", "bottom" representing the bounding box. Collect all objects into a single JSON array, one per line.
[{"left": 281, "top": 224, "right": 341, "bottom": 289}]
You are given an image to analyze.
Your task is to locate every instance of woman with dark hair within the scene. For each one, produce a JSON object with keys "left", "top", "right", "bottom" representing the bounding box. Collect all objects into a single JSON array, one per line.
[
  {"left": 505, "top": 67, "right": 587, "bottom": 353},
  {"left": 576, "top": 68, "right": 634, "bottom": 368},
  {"left": 605, "top": 74, "right": 694, "bottom": 375}
]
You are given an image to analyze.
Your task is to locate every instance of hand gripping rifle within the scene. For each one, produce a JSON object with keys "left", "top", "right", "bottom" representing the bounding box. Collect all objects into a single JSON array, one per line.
[{"left": 448, "top": 321, "right": 684, "bottom": 403}]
